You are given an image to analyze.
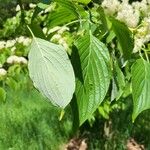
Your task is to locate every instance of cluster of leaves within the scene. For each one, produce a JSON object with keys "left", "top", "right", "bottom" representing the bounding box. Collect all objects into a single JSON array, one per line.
[
  {"left": 26, "top": 0, "right": 150, "bottom": 128},
  {"left": 0, "top": 0, "right": 150, "bottom": 130}
]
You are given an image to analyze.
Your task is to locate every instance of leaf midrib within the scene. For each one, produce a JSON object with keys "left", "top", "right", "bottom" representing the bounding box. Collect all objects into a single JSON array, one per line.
[{"left": 32, "top": 38, "right": 65, "bottom": 104}]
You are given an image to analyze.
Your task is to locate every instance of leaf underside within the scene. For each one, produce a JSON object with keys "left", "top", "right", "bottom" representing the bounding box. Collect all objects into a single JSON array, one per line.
[{"left": 28, "top": 37, "right": 75, "bottom": 108}]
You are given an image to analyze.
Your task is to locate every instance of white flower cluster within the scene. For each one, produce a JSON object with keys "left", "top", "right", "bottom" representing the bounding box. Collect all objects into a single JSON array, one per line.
[
  {"left": 0, "top": 40, "right": 16, "bottom": 49},
  {"left": 102, "top": 0, "right": 120, "bottom": 15},
  {"left": 16, "top": 36, "right": 32, "bottom": 46},
  {"left": 0, "top": 41, "right": 6, "bottom": 49},
  {"left": 5, "top": 40, "right": 16, "bottom": 48},
  {"left": 16, "top": 5, "right": 21, "bottom": 12},
  {"left": 102, "top": 0, "right": 150, "bottom": 28},
  {"left": 117, "top": 1, "right": 140, "bottom": 28},
  {"left": 6, "top": 55, "right": 27, "bottom": 64},
  {"left": 0, "top": 68, "right": 7, "bottom": 77},
  {"left": 47, "top": 26, "right": 70, "bottom": 50},
  {"left": 133, "top": 17, "right": 150, "bottom": 52},
  {"left": 132, "top": 0, "right": 150, "bottom": 16},
  {"left": 29, "top": 3, "right": 36, "bottom": 9},
  {"left": 102, "top": 0, "right": 150, "bottom": 52},
  {"left": 0, "top": 36, "right": 31, "bottom": 51}
]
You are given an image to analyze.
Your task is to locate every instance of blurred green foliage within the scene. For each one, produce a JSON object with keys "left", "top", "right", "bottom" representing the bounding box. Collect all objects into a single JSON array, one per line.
[
  {"left": 81, "top": 99, "right": 150, "bottom": 149},
  {"left": 0, "top": 86, "right": 72, "bottom": 149}
]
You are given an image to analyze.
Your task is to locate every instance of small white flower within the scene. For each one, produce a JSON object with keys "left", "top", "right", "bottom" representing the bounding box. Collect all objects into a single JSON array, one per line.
[
  {"left": 58, "top": 39, "right": 69, "bottom": 49},
  {"left": 122, "top": 0, "right": 129, "bottom": 4},
  {"left": 58, "top": 26, "right": 69, "bottom": 34},
  {"left": 17, "top": 36, "right": 31, "bottom": 46},
  {"left": 17, "top": 36, "right": 25, "bottom": 43},
  {"left": 38, "top": 10, "right": 44, "bottom": 15},
  {"left": 145, "top": 34, "right": 150, "bottom": 43},
  {"left": 43, "top": 27, "right": 48, "bottom": 34},
  {"left": 19, "top": 57, "right": 28, "bottom": 64},
  {"left": 62, "top": 42, "right": 69, "bottom": 50},
  {"left": 102, "top": 0, "right": 120, "bottom": 15},
  {"left": 5, "top": 40, "right": 16, "bottom": 48},
  {"left": 11, "top": 47, "right": 16, "bottom": 52},
  {"left": 132, "top": 1, "right": 141, "bottom": 10},
  {"left": 23, "top": 38, "right": 31, "bottom": 46},
  {"left": 48, "top": 26, "right": 61, "bottom": 34},
  {"left": 0, "top": 68, "right": 7, "bottom": 76},
  {"left": 7, "top": 55, "right": 27, "bottom": 64},
  {"left": 51, "top": 34, "right": 61, "bottom": 41},
  {"left": 7, "top": 55, "right": 18, "bottom": 64},
  {"left": 16, "top": 5, "right": 21, "bottom": 11},
  {"left": 132, "top": 0, "right": 148, "bottom": 15},
  {"left": 29, "top": 3, "right": 36, "bottom": 9},
  {"left": 133, "top": 16, "right": 150, "bottom": 53},
  {"left": 58, "top": 38, "right": 66, "bottom": 45},
  {"left": 0, "top": 41, "right": 6, "bottom": 49},
  {"left": 117, "top": 3, "right": 140, "bottom": 28},
  {"left": 133, "top": 38, "right": 144, "bottom": 53}
]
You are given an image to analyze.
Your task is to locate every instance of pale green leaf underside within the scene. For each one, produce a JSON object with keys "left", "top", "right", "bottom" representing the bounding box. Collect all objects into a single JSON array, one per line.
[
  {"left": 28, "top": 38, "right": 75, "bottom": 108},
  {"left": 132, "top": 59, "right": 150, "bottom": 121},
  {"left": 75, "top": 33, "right": 110, "bottom": 125}
]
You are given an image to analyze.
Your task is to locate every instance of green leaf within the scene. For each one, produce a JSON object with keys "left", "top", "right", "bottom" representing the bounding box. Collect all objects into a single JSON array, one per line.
[
  {"left": 131, "top": 59, "right": 150, "bottom": 121},
  {"left": 112, "top": 61, "right": 125, "bottom": 101},
  {"left": 47, "top": 8, "right": 77, "bottom": 28},
  {"left": 111, "top": 18, "right": 134, "bottom": 60},
  {"left": 94, "top": 6, "right": 108, "bottom": 39},
  {"left": 106, "top": 30, "right": 115, "bottom": 44},
  {"left": 56, "top": 0, "right": 79, "bottom": 16},
  {"left": 74, "top": 32, "right": 111, "bottom": 125},
  {"left": 0, "top": 88, "right": 6, "bottom": 103},
  {"left": 31, "top": 2, "right": 51, "bottom": 22},
  {"left": 114, "top": 62, "right": 125, "bottom": 89},
  {"left": 47, "top": 0, "right": 81, "bottom": 28},
  {"left": 76, "top": 0, "right": 91, "bottom": 4},
  {"left": 27, "top": 23, "right": 46, "bottom": 39},
  {"left": 28, "top": 37, "right": 75, "bottom": 108}
]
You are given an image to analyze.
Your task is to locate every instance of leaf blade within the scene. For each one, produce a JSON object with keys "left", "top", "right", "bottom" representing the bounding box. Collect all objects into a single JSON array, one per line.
[
  {"left": 111, "top": 18, "right": 134, "bottom": 60},
  {"left": 28, "top": 37, "right": 75, "bottom": 108},
  {"left": 131, "top": 59, "right": 150, "bottom": 121},
  {"left": 74, "top": 33, "right": 111, "bottom": 125}
]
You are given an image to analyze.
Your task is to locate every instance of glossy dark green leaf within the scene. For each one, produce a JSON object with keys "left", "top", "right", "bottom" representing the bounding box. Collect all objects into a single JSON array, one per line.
[
  {"left": 27, "top": 23, "right": 46, "bottom": 39},
  {"left": 111, "top": 18, "right": 134, "bottom": 60},
  {"left": 74, "top": 32, "right": 111, "bottom": 125},
  {"left": 94, "top": 6, "right": 108, "bottom": 39},
  {"left": 31, "top": 2, "right": 51, "bottom": 22},
  {"left": 76, "top": 0, "right": 91, "bottom": 4},
  {"left": 131, "top": 59, "right": 150, "bottom": 121},
  {"left": 111, "top": 61, "right": 125, "bottom": 101},
  {"left": 47, "top": 8, "right": 77, "bottom": 28},
  {"left": 47, "top": 0, "right": 81, "bottom": 28}
]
